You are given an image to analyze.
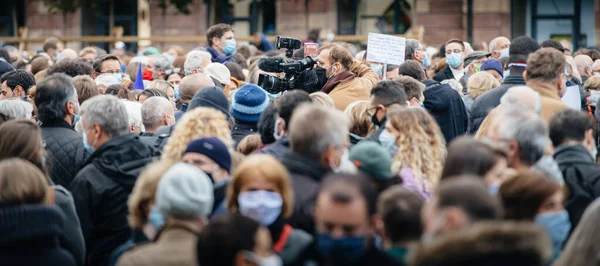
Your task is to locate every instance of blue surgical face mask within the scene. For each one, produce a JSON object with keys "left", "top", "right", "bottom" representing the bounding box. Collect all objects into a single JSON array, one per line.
[
  {"left": 82, "top": 131, "right": 95, "bottom": 154},
  {"left": 73, "top": 115, "right": 80, "bottom": 126},
  {"left": 317, "top": 233, "right": 366, "bottom": 264},
  {"left": 41, "top": 155, "right": 47, "bottom": 167},
  {"left": 379, "top": 129, "right": 399, "bottom": 157},
  {"left": 422, "top": 53, "right": 431, "bottom": 67},
  {"left": 446, "top": 52, "right": 463, "bottom": 68},
  {"left": 535, "top": 210, "right": 571, "bottom": 255},
  {"left": 224, "top": 39, "right": 237, "bottom": 55},
  {"left": 238, "top": 190, "right": 283, "bottom": 226},
  {"left": 173, "top": 85, "right": 180, "bottom": 99},
  {"left": 503, "top": 70, "right": 510, "bottom": 80},
  {"left": 370, "top": 64, "right": 383, "bottom": 77},
  {"left": 148, "top": 206, "right": 165, "bottom": 231}
]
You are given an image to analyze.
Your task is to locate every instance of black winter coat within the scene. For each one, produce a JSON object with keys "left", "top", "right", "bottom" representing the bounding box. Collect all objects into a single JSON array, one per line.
[
  {"left": 41, "top": 119, "right": 87, "bottom": 188},
  {"left": 468, "top": 75, "right": 526, "bottom": 134},
  {"left": 0, "top": 205, "right": 76, "bottom": 266},
  {"left": 554, "top": 145, "right": 600, "bottom": 231},
  {"left": 290, "top": 240, "right": 401, "bottom": 266},
  {"left": 70, "top": 134, "right": 161, "bottom": 266},
  {"left": 423, "top": 82, "right": 468, "bottom": 143},
  {"left": 280, "top": 151, "right": 330, "bottom": 234},
  {"left": 231, "top": 122, "right": 258, "bottom": 149},
  {"left": 257, "top": 137, "right": 291, "bottom": 159},
  {"left": 432, "top": 66, "right": 455, "bottom": 82}
]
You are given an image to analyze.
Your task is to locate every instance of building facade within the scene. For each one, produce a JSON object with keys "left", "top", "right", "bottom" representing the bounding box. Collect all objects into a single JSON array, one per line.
[{"left": 0, "top": 0, "right": 597, "bottom": 52}]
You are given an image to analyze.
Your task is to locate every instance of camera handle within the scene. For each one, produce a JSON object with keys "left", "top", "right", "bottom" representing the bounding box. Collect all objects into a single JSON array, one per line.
[{"left": 285, "top": 48, "right": 294, "bottom": 59}]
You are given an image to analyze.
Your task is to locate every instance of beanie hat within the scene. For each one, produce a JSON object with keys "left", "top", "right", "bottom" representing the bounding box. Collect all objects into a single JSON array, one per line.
[
  {"left": 349, "top": 141, "right": 393, "bottom": 180},
  {"left": 463, "top": 51, "right": 491, "bottom": 67},
  {"left": 481, "top": 59, "right": 504, "bottom": 78},
  {"left": 231, "top": 84, "right": 269, "bottom": 123},
  {"left": 184, "top": 137, "right": 232, "bottom": 173},
  {"left": 188, "top": 86, "right": 231, "bottom": 120},
  {"left": 0, "top": 60, "right": 15, "bottom": 77},
  {"left": 156, "top": 163, "right": 214, "bottom": 219},
  {"left": 204, "top": 63, "right": 231, "bottom": 86}
]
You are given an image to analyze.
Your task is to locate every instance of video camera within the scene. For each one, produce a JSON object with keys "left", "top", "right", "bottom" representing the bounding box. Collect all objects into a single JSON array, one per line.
[{"left": 258, "top": 36, "right": 318, "bottom": 94}]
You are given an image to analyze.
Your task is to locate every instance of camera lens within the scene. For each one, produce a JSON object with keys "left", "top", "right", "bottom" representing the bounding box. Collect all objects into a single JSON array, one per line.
[{"left": 258, "top": 74, "right": 283, "bottom": 94}]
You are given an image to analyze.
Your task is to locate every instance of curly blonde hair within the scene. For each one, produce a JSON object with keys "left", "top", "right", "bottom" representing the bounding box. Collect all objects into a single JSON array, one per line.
[
  {"left": 467, "top": 71, "right": 500, "bottom": 100},
  {"left": 162, "top": 107, "right": 233, "bottom": 161},
  {"left": 387, "top": 108, "right": 446, "bottom": 192}
]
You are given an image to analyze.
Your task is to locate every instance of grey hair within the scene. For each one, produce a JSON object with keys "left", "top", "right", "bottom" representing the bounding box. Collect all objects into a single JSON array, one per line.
[
  {"left": 121, "top": 100, "right": 143, "bottom": 128},
  {"left": 497, "top": 108, "right": 548, "bottom": 165},
  {"left": 79, "top": 95, "right": 129, "bottom": 137},
  {"left": 3, "top": 45, "right": 17, "bottom": 53},
  {"left": 142, "top": 96, "right": 173, "bottom": 129},
  {"left": 489, "top": 38, "right": 497, "bottom": 52},
  {"left": 441, "top": 79, "right": 463, "bottom": 95},
  {"left": 184, "top": 50, "right": 212, "bottom": 76},
  {"left": 130, "top": 56, "right": 149, "bottom": 65},
  {"left": 500, "top": 86, "right": 542, "bottom": 115},
  {"left": 289, "top": 103, "right": 350, "bottom": 160},
  {"left": 151, "top": 54, "right": 173, "bottom": 71},
  {"left": 405, "top": 39, "right": 420, "bottom": 60},
  {"left": 0, "top": 99, "right": 33, "bottom": 119}
]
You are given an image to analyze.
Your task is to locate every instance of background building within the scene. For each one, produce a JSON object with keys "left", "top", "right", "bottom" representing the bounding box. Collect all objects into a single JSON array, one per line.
[{"left": 0, "top": 0, "right": 597, "bottom": 53}]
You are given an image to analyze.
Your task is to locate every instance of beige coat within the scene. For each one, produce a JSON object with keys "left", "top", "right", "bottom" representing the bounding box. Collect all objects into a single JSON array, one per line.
[
  {"left": 116, "top": 220, "right": 202, "bottom": 266},
  {"left": 528, "top": 81, "right": 569, "bottom": 124},
  {"left": 329, "top": 61, "right": 379, "bottom": 111}
]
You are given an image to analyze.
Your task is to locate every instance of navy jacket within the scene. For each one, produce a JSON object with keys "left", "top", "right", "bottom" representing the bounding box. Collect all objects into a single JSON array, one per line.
[
  {"left": 468, "top": 75, "right": 526, "bottom": 134},
  {"left": 423, "top": 82, "right": 469, "bottom": 144}
]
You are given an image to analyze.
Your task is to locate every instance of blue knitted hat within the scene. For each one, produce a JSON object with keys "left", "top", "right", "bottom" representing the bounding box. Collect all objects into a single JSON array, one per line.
[
  {"left": 184, "top": 137, "right": 231, "bottom": 173},
  {"left": 231, "top": 84, "right": 269, "bottom": 123}
]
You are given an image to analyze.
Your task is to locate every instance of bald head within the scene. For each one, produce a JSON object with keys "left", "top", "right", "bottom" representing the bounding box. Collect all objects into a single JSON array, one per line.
[
  {"left": 574, "top": 54, "right": 594, "bottom": 77},
  {"left": 489, "top": 36, "right": 511, "bottom": 59},
  {"left": 179, "top": 73, "right": 215, "bottom": 103},
  {"left": 59, "top": 48, "right": 78, "bottom": 62}
]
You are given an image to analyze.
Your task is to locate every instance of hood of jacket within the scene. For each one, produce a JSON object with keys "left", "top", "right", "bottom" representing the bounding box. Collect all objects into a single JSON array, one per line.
[
  {"left": 408, "top": 222, "right": 552, "bottom": 266},
  {"left": 86, "top": 133, "right": 160, "bottom": 191},
  {"left": 554, "top": 144, "right": 596, "bottom": 166},
  {"left": 280, "top": 151, "right": 330, "bottom": 183},
  {"left": 0, "top": 205, "right": 65, "bottom": 247}
]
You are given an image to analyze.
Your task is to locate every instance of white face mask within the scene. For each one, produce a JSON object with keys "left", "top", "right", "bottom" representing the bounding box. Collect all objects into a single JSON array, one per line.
[{"left": 330, "top": 148, "right": 356, "bottom": 174}]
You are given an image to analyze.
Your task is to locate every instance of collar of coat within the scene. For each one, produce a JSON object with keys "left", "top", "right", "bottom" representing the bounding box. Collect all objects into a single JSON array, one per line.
[
  {"left": 526, "top": 80, "right": 562, "bottom": 100},
  {"left": 321, "top": 70, "right": 356, "bottom": 94},
  {"left": 407, "top": 221, "right": 552, "bottom": 266}
]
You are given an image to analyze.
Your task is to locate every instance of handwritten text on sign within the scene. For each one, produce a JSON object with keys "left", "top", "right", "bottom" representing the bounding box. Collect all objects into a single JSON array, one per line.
[{"left": 366, "top": 33, "right": 406, "bottom": 66}]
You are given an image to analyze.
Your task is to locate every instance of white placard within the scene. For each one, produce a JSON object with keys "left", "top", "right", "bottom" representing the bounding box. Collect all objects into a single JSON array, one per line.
[
  {"left": 366, "top": 32, "right": 406, "bottom": 66},
  {"left": 561, "top": 84, "right": 582, "bottom": 110}
]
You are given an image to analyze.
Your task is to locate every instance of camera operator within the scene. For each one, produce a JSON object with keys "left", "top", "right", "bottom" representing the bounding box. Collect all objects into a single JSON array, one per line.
[{"left": 316, "top": 42, "right": 379, "bottom": 111}]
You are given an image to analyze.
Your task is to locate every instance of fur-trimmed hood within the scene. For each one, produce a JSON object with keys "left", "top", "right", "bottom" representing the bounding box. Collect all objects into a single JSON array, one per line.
[{"left": 408, "top": 221, "right": 552, "bottom": 266}]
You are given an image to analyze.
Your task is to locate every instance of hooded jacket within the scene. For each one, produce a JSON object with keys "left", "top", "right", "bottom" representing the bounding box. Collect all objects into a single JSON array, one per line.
[
  {"left": 408, "top": 222, "right": 552, "bottom": 266},
  {"left": 468, "top": 75, "right": 526, "bottom": 134},
  {"left": 0, "top": 205, "right": 76, "bottom": 266},
  {"left": 70, "top": 133, "right": 161, "bottom": 266},
  {"left": 280, "top": 151, "right": 331, "bottom": 234},
  {"left": 423, "top": 82, "right": 468, "bottom": 143},
  {"left": 41, "top": 118, "right": 87, "bottom": 188},
  {"left": 554, "top": 144, "right": 600, "bottom": 230}
]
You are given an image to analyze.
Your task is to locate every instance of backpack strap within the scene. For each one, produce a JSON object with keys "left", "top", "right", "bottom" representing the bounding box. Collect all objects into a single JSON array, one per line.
[{"left": 273, "top": 224, "right": 294, "bottom": 253}]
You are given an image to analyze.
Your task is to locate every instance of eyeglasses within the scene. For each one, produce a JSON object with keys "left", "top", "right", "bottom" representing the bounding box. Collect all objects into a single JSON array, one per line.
[
  {"left": 366, "top": 104, "right": 393, "bottom": 117},
  {"left": 101, "top": 69, "right": 123, "bottom": 74},
  {"left": 446, "top": 49, "right": 463, "bottom": 54}
]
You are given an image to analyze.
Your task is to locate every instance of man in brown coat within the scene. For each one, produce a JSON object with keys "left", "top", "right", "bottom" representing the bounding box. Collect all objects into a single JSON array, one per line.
[
  {"left": 524, "top": 47, "right": 569, "bottom": 123},
  {"left": 316, "top": 42, "right": 379, "bottom": 111},
  {"left": 117, "top": 163, "right": 214, "bottom": 266}
]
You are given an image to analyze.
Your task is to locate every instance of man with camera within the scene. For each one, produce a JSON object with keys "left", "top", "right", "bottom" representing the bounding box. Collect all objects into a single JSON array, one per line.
[{"left": 316, "top": 42, "right": 379, "bottom": 111}]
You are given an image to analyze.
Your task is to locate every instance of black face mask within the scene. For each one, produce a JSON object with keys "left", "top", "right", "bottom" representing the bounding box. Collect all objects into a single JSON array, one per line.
[
  {"left": 371, "top": 112, "right": 382, "bottom": 128},
  {"left": 314, "top": 66, "right": 328, "bottom": 91}
]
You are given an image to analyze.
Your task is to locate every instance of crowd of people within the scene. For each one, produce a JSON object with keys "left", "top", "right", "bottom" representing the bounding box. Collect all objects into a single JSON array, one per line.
[{"left": 1, "top": 22, "right": 600, "bottom": 266}]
